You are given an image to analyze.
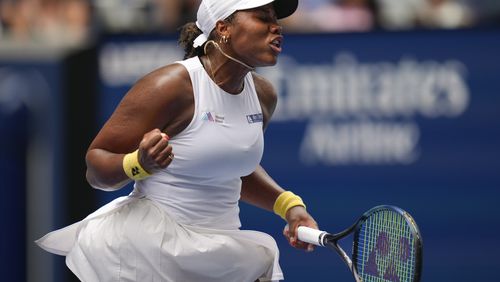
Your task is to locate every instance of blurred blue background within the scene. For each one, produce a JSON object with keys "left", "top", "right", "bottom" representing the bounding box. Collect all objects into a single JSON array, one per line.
[{"left": 1, "top": 1, "right": 500, "bottom": 281}]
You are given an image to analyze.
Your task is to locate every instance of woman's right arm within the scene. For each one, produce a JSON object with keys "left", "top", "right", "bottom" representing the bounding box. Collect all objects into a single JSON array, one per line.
[{"left": 85, "top": 63, "right": 193, "bottom": 190}]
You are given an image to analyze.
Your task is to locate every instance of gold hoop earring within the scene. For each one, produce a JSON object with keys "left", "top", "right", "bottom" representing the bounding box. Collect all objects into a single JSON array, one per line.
[{"left": 221, "top": 35, "right": 229, "bottom": 44}]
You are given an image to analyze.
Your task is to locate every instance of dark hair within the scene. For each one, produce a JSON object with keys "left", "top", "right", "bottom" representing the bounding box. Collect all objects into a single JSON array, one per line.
[
  {"left": 178, "top": 15, "right": 237, "bottom": 59},
  {"left": 178, "top": 22, "right": 204, "bottom": 59}
]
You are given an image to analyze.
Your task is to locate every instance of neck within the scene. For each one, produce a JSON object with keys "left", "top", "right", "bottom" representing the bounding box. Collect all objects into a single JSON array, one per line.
[
  {"left": 204, "top": 40, "right": 255, "bottom": 71},
  {"left": 203, "top": 40, "right": 253, "bottom": 94}
]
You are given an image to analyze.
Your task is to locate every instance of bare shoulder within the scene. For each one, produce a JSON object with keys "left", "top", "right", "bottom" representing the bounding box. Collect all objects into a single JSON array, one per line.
[
  {"left": 117, "top": 62, "right": 193, "bottom": 128},
  {"left": 251, "top": 72, "right": 278, "bottom": 128},
  {"left": 131, "top": 62, "right": 192, "bottom": 102},
  {"left": 124, "top": 62, "right": 194, "bottom": 133},
  {"left": 90, "top": 62, "right": 194, "bottom": 152},
  {"left": 251, "top": 72, "right": 277, "bottom": 102}
]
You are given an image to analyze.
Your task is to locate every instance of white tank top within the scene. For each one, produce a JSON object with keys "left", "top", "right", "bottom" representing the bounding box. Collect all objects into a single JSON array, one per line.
[{"left": 136, "top": 57, "right": 265, "bottom": 230}]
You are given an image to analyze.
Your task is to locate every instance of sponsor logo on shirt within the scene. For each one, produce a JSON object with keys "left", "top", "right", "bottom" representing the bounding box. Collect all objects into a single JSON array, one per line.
[
  {"left": 246, "top": 113, "right": 263, "bottom": 124},
  {"left": 201, "top": 111, "right": 224, "bottom": 124}
]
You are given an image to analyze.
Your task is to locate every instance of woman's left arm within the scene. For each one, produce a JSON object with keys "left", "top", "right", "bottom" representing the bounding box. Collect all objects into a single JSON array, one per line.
[
  {"left": 240, "top": 73, "right": 318, "bottom": 251},
  {"left": 241, "top": 165, "right": 318, "bottom": 250}
]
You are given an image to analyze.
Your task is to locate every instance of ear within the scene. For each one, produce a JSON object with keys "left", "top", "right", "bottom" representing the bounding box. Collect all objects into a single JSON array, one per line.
[{"left": 214, "top": 19, "right": 231, "bottom": 40}]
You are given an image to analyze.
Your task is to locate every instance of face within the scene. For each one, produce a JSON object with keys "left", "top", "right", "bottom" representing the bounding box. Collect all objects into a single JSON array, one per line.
[{"left": 222, "top": 4, "right": 283, "bottom": 67}]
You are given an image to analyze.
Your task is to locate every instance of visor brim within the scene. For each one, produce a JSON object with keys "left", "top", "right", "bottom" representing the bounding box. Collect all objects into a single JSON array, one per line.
[{"left": 273, "top": 0, "right": 298, "bottom": 19}]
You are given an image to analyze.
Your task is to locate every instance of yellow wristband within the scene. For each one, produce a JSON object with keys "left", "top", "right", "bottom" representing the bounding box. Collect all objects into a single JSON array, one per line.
[
  {"left": 273, "top": 191, "right": 306, "bottom": 220},
  {"left": 123, "top": 150, "right": 151, "bottom": 180}
]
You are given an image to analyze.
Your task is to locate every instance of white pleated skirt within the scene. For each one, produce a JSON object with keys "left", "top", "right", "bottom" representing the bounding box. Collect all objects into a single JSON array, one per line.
[{"left": 36, "top": 193, "right": 284, "bottom": 282}]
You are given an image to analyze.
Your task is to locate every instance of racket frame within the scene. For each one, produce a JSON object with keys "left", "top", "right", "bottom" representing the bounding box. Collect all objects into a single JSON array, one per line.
[
  {"left": 319, "top": 205, "right": 423, "bottom": 282},
  {"left": 321, "top": 220, "right": 362, "bottom": 281}
]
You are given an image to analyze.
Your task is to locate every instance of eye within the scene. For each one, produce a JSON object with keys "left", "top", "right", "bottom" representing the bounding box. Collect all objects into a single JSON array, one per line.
[
  {"left": 255, "top": 9, "right": 276, "bottom": 23},
  {"left": 257, "top": 13, "right": 271, "bottom": 21}
]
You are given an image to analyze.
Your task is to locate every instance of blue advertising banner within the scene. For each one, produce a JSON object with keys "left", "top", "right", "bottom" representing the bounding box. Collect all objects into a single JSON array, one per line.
[
  {"left": 254, "top": 29, "right": 500, "bottom": 281},
  {"left": 0, "top": 59, "right": 66, "bottom": 282},
  {"left": 97, "top": 29, "right": 500, "bottom": 281},
  {"left": 0, "top": 66, "right": 29, "bottom": 282}
]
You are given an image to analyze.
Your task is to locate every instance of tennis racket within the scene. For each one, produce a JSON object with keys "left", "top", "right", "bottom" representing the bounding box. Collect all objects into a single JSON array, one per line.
[{"left": 298, "top": 205, "right": 422, "bottom": 282}]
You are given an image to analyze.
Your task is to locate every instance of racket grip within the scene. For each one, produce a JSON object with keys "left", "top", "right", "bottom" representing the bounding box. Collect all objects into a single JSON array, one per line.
[{"left": 297, "top": 226, "right": 327, "bottom": 246}]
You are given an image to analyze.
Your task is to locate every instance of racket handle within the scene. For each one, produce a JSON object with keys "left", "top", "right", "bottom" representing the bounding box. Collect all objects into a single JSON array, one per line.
[{"left": 297, "top": 226, "right": 327, "bottom": 246}]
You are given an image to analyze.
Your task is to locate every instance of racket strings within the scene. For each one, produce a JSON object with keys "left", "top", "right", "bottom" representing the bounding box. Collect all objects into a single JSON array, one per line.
[
  {"left": 354, "top": 210, "right": 417, "bottom": 282},
  {"left": 357, "top": 215, "right": 414, "bottom": 281}
]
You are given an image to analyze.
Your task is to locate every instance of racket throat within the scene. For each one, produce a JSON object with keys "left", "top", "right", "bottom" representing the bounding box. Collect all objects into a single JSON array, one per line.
[{"left": 327, "top": 242, "right": 362, "bottom": 282}]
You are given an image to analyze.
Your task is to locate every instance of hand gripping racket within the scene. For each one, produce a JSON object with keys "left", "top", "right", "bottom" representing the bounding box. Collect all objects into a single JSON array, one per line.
[{"left": 298, "top": 205, "right": 423, "bottom": 282}]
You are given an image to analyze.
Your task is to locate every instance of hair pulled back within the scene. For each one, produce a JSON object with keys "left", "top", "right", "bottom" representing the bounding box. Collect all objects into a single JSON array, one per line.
[
  {"left": 178, "top": 22, "right": 204, "bottom": 59},
  {"left": 178, "top": 15, "right": 236, "bottom": 59}
]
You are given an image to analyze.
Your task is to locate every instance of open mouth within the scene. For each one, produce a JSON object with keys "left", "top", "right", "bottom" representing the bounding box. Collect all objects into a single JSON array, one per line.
[{"left": 270, "top": 37, "right": 283, "bottom": 53}]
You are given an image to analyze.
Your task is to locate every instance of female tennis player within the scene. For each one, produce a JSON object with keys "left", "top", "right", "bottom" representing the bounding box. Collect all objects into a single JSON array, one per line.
[{"left": 36, "top": 0, "right": 318, "bottom": 281}]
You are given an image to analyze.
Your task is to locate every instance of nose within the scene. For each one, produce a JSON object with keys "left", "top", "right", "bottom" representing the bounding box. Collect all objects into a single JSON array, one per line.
[{"left": 270, "top": 23, "right": 282, "bottom": 35}]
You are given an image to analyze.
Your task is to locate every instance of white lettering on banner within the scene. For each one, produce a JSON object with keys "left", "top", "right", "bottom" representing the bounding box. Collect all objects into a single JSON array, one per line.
[
  {"left": 99, "top": 42, "right": 183, "bottom": 86},
  {"left": 258, "top": 53, "right": 470, "bottom": 165},
  {"left": 261, "top": 53, "right": 470, "bottom": 120},
  {"left": 300, "top": 120, "right": 420, "bottom": 165}
]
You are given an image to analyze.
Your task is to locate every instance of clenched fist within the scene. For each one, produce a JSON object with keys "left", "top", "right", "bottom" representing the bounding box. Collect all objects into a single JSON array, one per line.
[{"left": 137, "top": 129, "right": 174, "bottom": 173}]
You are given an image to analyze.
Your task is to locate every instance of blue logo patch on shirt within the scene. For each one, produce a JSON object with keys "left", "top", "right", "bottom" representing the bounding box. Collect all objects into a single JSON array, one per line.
[{"left": 246, "top": 113, "right": 263, "bottom": 124}]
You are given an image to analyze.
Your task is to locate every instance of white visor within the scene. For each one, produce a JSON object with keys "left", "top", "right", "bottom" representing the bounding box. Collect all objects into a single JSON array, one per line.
[{"left": 193, "top": 0, "right": 298, "bottom": 48}]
